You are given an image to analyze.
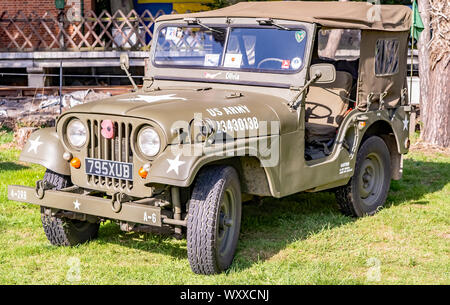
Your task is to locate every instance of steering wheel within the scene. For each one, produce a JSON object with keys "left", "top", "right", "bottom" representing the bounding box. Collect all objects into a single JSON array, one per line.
[
  {"left": 256, "top": 58, "right": 283, "bottom": 69},
  {"left": 305, "top": 102, "right": 333, "bottom": 120}
]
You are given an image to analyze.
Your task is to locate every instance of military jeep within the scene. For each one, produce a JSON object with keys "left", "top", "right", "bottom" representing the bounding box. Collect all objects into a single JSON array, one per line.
[{"left": 8, "top": 2, "right": 413, "bottom": 274}]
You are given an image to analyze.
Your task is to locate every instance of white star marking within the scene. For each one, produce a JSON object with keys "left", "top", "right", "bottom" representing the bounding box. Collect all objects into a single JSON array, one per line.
[
  {"left": 121, "top": 94, "right": 186, "bottom": 103},
  {"left": 402, "top": 116, "right": 409, "bottom": 131},
  {"left": 166, "top": 154, "right": 186, "bottom": 175},
  {"left": 73, "top": 199, "right": 81, "bottom": 210},
  {"left": 27, "top": 136, "right": 43, "bottom": 154}
]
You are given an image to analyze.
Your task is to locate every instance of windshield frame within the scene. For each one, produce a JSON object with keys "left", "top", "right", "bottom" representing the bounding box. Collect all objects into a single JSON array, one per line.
[{"left": 152, "top": 23, "right": 308, "bottom": 75}]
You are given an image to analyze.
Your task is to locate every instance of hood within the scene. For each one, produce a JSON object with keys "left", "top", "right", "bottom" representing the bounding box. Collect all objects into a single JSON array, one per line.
[{"left": 62, "top": 89, "right": 298, "bottom": 143}]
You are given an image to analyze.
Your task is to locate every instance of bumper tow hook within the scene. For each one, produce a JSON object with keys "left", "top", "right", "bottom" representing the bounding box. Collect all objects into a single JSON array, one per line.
[
  {"left": 111, "top": 192, "right": 126, "bottom": 213},
  {"left": 35, "top": 180, "right": 52, "bottom": 199}
]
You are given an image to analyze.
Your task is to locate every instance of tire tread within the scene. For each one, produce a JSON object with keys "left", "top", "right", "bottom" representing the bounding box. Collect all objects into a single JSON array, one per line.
[{"left": 187, "top": 166, "right": 240, "bottom": 275}]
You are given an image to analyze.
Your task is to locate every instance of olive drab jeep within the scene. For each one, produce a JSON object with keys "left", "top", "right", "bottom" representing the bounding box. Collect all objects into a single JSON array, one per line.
[{"left": 7, "top": 2, "right": 413, "bottom": 274}]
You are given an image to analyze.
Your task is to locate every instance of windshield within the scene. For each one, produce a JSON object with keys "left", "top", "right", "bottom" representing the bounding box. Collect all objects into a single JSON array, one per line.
[{"left": 153, "top": 25, "right": 308, "bottom": 73}]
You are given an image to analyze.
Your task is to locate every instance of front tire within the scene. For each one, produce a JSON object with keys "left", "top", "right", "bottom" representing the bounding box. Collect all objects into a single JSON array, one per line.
[
  {"left": 335, "top": 136, "right": 391, "bottom": 217},
  {"left": 40, "top": 169, "right": 99, "bottom": 246},
  {"left": 187, "top": 166, "right": 242, "bottom": 275}
]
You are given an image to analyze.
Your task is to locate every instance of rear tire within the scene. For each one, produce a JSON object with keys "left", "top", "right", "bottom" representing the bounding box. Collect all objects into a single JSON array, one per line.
[
  {"left": 335, "top": 136, "right": 391, "bottom": 217},
  {"left": 40, "top": 169, "right": 99, "bottom": 246},
  {"left": 187, "top": 166, "right": 242, "bottom": 275}
]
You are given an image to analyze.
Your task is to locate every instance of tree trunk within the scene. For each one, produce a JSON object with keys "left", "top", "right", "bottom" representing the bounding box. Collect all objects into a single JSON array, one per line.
[
  {"left": 110, "top": 0, "right": 134, "bottom": 14},
  {"left": 420, "top": 0, "right": 450, "bottom": 147},
  {"left": 423, "top": 59, "right": 450, "bottom": 147},
  {"left": 320, "top": 0, "right": 348, "bottom": 59},
  {"left": 418, "top": 0, "right": 430, "bottom": 118},
  {"left": 321, "top": 29, "right": 344, "bottom": 59}
]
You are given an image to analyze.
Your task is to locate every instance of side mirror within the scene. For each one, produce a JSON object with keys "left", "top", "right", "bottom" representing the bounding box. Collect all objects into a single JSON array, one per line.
[
  {"left": 120, "top": 53, "right": 130, "bottom": 71},
  {"left": 119, "top": 53, "right": 138, "bottom": 91},
  {"left": 309, "top": 63, "right": 336, "bottom": 84}
]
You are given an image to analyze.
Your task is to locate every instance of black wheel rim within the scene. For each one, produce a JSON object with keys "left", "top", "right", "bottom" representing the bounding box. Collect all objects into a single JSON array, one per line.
[
  {"left": 358, "top": 152, "right": 384, "bottom": 207},
  {"left": 217, "top": 188, "right": 236, "bottom": 257},
  {"left": 71, "top": 219, "right": 93, "bottom": 232}
]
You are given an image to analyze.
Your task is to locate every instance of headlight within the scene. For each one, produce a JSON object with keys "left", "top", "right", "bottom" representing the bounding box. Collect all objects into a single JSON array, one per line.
[
  {"left": 67, "top": 119, "right": 87, "bottom": 148},
  {"left": 138, "top": 127, "right": 160, "bottom": 157}
]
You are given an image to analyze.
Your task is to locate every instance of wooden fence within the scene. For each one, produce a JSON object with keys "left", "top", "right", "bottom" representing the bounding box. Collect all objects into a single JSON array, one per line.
[{"left": 0, "top": 9, "right": 175, "bottom": 52}]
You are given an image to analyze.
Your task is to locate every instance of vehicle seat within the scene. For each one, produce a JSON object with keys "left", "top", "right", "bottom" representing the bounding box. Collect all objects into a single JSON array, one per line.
[{"left": 305, "top": 71, "right": 353, "bottom": 143}]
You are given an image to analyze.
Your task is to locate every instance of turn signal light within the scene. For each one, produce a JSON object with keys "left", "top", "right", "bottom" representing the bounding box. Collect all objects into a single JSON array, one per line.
[
  {"left": 138, "top": 167, "right": 148, "bottom": 179},
  {"left": 138, "top": 163, "right": 151, "bottom": 179},
  {"left": 70, "top": 157, "right": 81, "bottom": 169}
]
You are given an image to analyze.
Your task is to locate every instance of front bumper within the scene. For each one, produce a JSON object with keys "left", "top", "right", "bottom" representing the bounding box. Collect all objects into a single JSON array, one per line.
[{"left": 7, "top": 184, "right": 182, "bottom": 227}]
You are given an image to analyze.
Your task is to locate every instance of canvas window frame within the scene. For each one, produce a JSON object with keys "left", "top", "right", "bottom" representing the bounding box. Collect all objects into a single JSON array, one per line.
[{"left": 375, "top": 38, "right": 400, "bottom": 77}]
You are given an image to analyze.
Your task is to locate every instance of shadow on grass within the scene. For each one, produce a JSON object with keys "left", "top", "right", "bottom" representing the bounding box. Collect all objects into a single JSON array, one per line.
[
  {"left": 97, "top": 221, "right": 188, "bottom": 259},
  {"left": 92, "top": 157, "right": 449, "bottom": 271},
  {"left": 387, "top": 158, "right": 450, "bottom": 206},
  {"left": 94, "top": 192, "right": 347, "bottom": 264},
  {"left": 0, "top": 162, "right": 28, "bottom": 172}
]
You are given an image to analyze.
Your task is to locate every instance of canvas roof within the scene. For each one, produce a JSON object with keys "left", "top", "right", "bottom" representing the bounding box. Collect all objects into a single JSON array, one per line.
[{"left": 157, "top": 1, "right": 412, "bottom": 32}]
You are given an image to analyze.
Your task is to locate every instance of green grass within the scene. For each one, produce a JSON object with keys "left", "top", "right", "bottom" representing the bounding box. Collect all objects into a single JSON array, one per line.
[{"left": 0, "top": 130, "right": 449, "bottom": 284}]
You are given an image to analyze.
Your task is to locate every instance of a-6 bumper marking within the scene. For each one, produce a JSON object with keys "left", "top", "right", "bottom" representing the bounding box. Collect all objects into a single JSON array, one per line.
[{"left": 7, "top": 185, "right": 162, "bottom": 227}]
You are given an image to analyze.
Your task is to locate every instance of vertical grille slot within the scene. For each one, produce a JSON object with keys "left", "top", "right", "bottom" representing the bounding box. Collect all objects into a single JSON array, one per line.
[{"left": 86, "top": 118, "right": 133, "bottom": 192}]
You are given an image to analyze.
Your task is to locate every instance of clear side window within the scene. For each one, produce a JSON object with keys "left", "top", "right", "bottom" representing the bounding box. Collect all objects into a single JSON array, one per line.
[
  {"left": 317, "top": 29, "right": 361, "bottom": 61},
  {"left": 375, "top": 39, "right": 399, "bottom": 76}
]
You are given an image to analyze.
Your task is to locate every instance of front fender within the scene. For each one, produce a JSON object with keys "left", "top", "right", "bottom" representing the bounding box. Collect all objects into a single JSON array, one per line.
[
  {"left": 19, "top": 127, "right": 70, "bottom": 175},
  {"left": 147, "top": 136, "right": 279, "bottom": 192}
]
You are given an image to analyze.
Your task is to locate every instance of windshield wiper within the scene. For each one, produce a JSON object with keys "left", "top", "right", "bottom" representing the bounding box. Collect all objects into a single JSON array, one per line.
[
  {"left": 256, "top": 18, "right": 290, "bottom": 31},
  {"left": 183, "top": 18, "right": 223, "bottom": 34}
]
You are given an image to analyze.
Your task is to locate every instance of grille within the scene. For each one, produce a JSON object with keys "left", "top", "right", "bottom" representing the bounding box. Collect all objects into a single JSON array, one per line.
[{"left": 86, "top": 119, "right": 134, "bottom": 191}]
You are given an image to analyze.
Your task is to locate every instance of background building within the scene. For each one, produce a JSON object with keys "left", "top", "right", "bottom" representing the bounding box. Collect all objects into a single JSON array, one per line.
[{"left": 0, "top": 0, "right": 211, "bottom": 87}]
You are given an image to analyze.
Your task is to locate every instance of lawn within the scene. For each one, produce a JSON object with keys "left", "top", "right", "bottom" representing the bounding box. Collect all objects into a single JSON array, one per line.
[{"left": 0, "top": 130, "right": 448, "bottom": 284}]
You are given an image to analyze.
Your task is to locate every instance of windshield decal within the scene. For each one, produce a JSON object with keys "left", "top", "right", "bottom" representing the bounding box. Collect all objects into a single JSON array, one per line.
[
  {"left": 165, "top": 27, "right": 182, "bottom": 43},
  {"left": 295, "top": 30, "right": 306, "bottom": 43},
  {"left": 281, "top": 60, "right": 290, "bottom": 69},
  {"left": 291, "top": 57, "right": 302, "bottom": 70},
  {"left": 204, "top": 54, "right": 221, "bottom": 67},
  {"left": 224, "top": 54, "right": 242, "bottom": 68}
]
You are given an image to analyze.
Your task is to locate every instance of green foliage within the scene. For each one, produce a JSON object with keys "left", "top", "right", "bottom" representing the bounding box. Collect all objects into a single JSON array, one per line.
[{"left": 0, "top": 129, "right": 13, "bottom": 146}]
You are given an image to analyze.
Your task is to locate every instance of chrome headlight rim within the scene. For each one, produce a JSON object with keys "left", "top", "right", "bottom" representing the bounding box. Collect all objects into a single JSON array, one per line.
[
  {"left": 137, "top": 126, "right": 161, "bottom": 158},
  {"left": 66, "top": 118, "right": 87, "bottom": 149}
]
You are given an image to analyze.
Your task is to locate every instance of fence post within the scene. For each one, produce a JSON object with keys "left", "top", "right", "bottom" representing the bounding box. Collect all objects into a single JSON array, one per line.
[
  {"left": 59, "top": 60, "right": 63, "bottom": 114},
  {"left": 58, "top": 9, "right": 65, "bottom": 49}
]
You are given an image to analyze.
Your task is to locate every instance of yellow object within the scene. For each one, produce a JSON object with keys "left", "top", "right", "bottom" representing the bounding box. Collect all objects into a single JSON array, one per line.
[{"left": 173, "top": 3, "right": 211, "bottom": 13}]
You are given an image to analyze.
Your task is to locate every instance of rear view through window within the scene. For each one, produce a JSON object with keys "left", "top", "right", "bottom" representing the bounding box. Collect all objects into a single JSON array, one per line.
[{"left": 375, "top": 39, "right": 399, "bottom": 76}]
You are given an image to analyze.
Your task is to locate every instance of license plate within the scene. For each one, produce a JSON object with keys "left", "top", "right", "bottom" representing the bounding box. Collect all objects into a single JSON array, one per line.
[{"left": 85, "top": 158, "right": 133, "bottom": 181}]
